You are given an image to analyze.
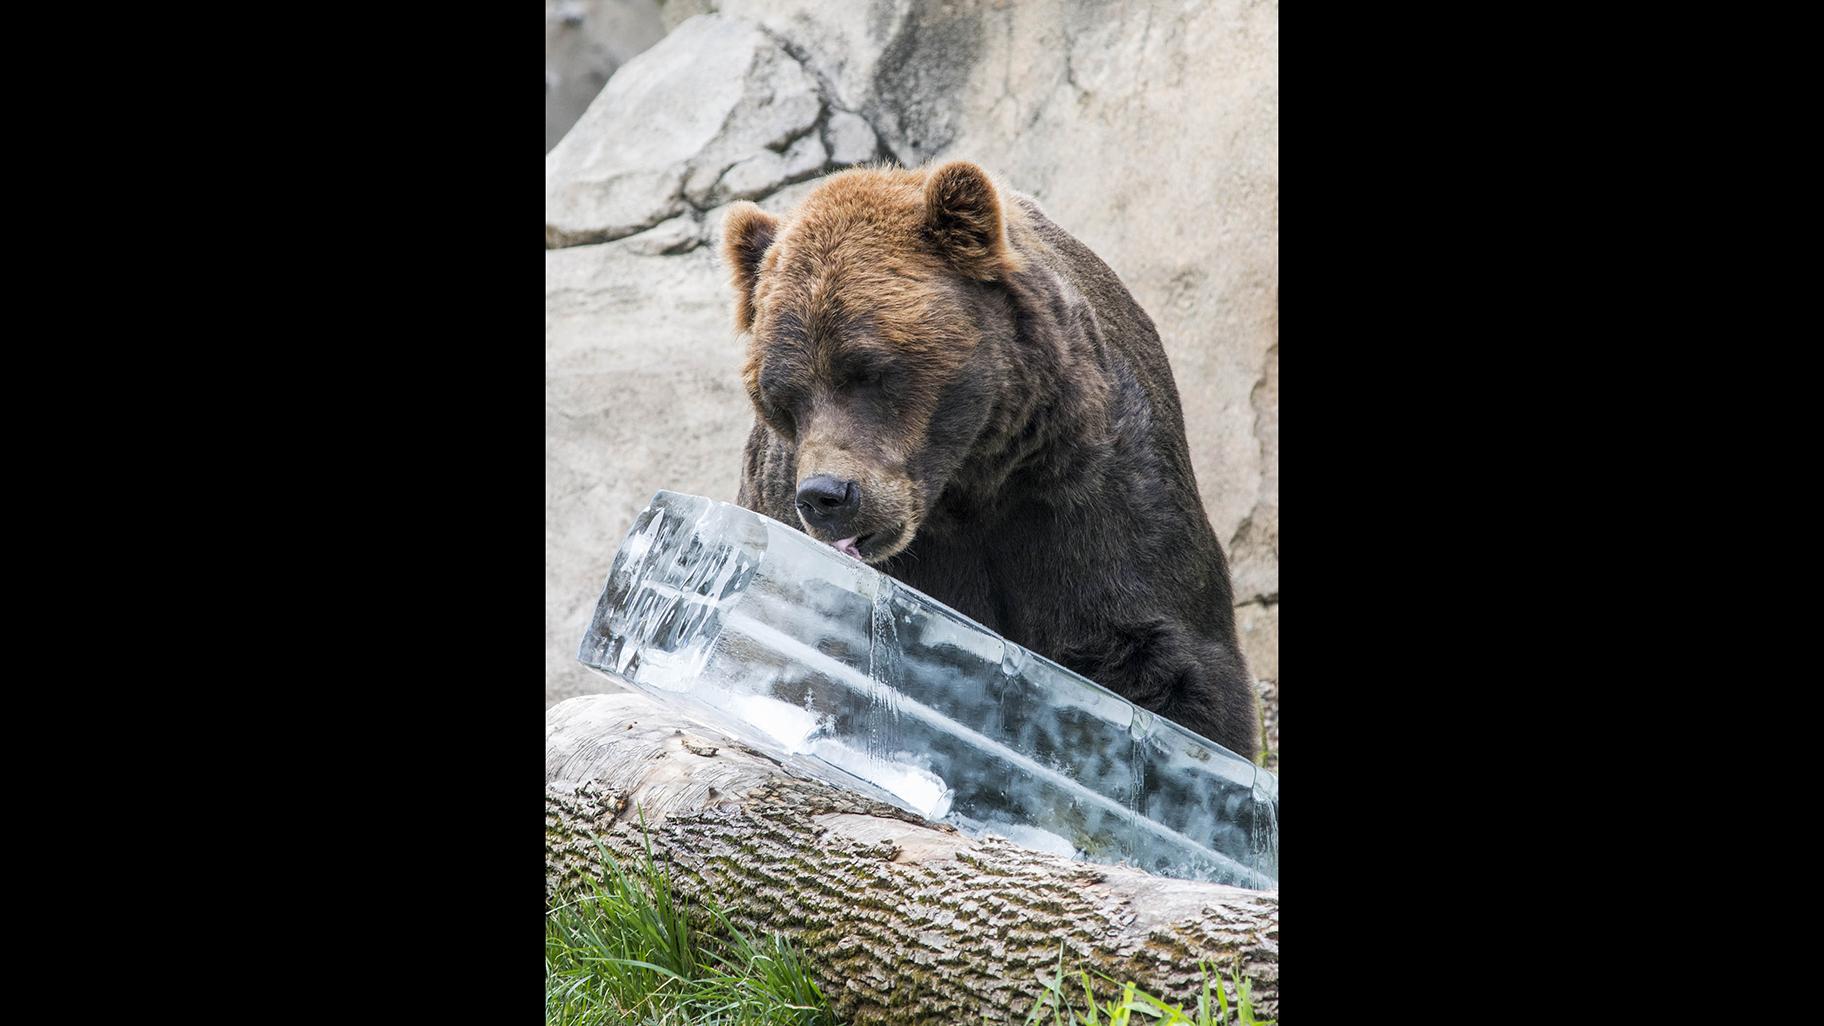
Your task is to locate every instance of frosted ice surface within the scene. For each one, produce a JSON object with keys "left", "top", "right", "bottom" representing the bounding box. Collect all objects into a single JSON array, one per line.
[{"left": 578, "top": 490, "right": 1279, "bottom": 888}]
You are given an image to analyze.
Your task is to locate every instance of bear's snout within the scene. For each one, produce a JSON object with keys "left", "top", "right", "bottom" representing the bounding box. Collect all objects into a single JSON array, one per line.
[
  {"left": 795, "top": 474, "right": 861, "bottom": 534},
  {"left": 789, "top": 458, "right": 919, "bottom": 563}
]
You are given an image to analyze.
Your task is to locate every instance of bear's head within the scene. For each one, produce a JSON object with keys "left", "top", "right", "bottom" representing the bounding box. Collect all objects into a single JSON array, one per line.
[{"left": 722, "top": 162, "right": 1026, "bottom": 563}]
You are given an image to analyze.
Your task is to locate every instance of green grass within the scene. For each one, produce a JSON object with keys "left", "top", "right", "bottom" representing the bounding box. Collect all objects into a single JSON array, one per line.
[
  {"left": 1022, "top": 949, "right": 1276, "bottom": 1026},
  {"left": 545, "top": 839, "right": 836, "bottom": 1026}
]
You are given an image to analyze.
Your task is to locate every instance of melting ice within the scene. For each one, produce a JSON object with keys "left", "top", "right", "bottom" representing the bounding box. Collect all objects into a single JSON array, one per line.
[{"left": 577, "top": 490, "right": 1279, "bottom": 888}]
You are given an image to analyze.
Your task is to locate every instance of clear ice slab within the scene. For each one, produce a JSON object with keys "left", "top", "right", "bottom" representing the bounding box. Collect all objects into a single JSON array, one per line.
[{"left": 577, "top": 490, "right": 1279, "bottom": 888}]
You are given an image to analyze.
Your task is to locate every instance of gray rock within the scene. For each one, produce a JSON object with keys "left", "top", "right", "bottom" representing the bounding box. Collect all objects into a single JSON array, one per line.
[
  {"left": 619, "top": 214, "right": 700, "bottom": 255},
  {"left": 698, "top": 0, "right": 918, "bottom": 116},
  {"left": 545, "top": 14, "right": 825, "bottom": 248},
  {"left": 712, "top": 131, "right": 828, "bottom": 204},
  {"left": 824, "top": 109, "right": 878, "bottom": 164},
  {"left": 1228, "top": 343, "right": 1278, "bottom": 605},
  {"left": 1234, "top": 600, "right": 1278, "bottom": 685},
  {"left": 657, "top": 0, "right": 714, "bottom": 30}
]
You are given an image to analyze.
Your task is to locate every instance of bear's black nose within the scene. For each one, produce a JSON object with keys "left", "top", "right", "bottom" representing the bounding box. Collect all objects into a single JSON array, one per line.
[{"left": 796, "top": 474, "right": 861, "bottom": 531}]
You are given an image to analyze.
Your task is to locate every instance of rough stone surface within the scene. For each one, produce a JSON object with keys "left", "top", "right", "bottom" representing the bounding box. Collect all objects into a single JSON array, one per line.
[
  {"left": 824, "top": 109, "right": 879, "bottom": 164},
  {"left": 655, "top": 0, "right": 714, "bottom": 31},
  {"left": 671, "top": 1, "right": 919, "bottom": 117},
  {"left": 546, "top": 0, "right": 666, "bottom": 153},
  {"left": 617, "top": 213, "right": 699, "bottom": 255},
  {"left": 715, "top": 131, "right": 827, "bottom": 202},
  {"left": 1234, "top": 599, "right": 1278, "bottom": 687},
  {"left": 1228, "top": 342, "right": 1278, "bottom": 604},
  {"left": 1256, "top": 677, "right": 1278, "bottom": 773},
  {"left": 545, "top": 15, "right": 826, "bottom": 247},
  {"left": 546, "top": 2, "right": 1278, "bottom": 711}
]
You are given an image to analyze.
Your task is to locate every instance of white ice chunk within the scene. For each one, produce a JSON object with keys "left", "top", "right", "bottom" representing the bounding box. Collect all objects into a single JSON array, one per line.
[{"left": 730, "top": 693, "right": 823, "bottom": 753}]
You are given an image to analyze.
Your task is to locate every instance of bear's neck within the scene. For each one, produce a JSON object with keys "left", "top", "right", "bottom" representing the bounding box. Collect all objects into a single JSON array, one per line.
[{"left": 934, "top": 256, "right": 1119, "bottom": 528}]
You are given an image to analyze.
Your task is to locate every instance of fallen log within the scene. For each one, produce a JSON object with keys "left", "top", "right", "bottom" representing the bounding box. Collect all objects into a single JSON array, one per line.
[{"left": 546, "top": 690, "right": 1279, "bottom": 1023}]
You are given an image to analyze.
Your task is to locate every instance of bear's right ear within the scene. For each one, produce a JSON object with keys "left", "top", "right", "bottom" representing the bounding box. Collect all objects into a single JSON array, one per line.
[
  {"left": 923, "top": 161, "right": 1020, "bottom": 281},
  {"left": 722, "top": 202, "right": 780, "bottom": 332}
]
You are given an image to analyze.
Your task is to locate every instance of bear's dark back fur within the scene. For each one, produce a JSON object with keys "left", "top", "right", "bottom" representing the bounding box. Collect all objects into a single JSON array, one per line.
[{"left": 724, "top": 165, "right": 1257, "bottom": 758}]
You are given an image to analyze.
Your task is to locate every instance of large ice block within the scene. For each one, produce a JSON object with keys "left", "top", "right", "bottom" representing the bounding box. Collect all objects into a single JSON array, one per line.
[{"left": 577, "top": 490, "right": 1278, "bottom": 888}]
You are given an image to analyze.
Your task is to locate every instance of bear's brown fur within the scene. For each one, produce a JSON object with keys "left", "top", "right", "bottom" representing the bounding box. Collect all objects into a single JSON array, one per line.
[{"left": 721, "top": 162, "right": 1256, "bottom": 758}]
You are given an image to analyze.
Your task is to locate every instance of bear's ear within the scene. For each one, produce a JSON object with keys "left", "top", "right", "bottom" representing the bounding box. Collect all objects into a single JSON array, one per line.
[
  {"left": 923, "top": 161, "right": 1019, "bottom": 281},
  {"left": 722, "top": 202, "right": 780, "bottom": 332}
]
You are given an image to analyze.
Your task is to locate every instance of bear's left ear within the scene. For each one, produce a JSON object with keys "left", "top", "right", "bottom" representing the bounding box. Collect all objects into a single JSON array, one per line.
[
  {"left": 722, "top": 202, "right": 780, "bottom": 332},
  {"left": 923, "top": 161, "right": 1020, "bottom": 281}
]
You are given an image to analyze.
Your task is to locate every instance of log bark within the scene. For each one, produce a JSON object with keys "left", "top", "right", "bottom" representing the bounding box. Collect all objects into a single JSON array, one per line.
[
  {"left": 546, "top": 691, "right": 1279, "bottom": 1023},
  {"left": 547, "top": 690, "right": 1276, "bottom": 1015}
]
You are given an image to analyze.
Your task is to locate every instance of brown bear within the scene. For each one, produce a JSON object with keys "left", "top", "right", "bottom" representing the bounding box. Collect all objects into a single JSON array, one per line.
[{"left": 720, "top": 162, "right": 1257, "bottom": 759}]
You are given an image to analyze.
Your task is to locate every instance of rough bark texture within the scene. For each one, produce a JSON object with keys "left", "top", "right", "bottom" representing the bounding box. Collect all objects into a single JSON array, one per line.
[{"left": 547, "top": 691, "right": 1279, "bottom": 1023}]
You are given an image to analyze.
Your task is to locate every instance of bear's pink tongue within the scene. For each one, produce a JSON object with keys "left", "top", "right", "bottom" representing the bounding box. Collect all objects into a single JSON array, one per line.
[{"left": 833, "top": 536, "right": 863, "bottom": 559}]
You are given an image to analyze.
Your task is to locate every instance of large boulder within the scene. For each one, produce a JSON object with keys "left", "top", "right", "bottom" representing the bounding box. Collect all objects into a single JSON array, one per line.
[
  {"left": 547, "top": 1, "right": 1278, "bottom": 708},
  {"left": 545, "top": 15, "right": 878, "bottom": 248}
]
